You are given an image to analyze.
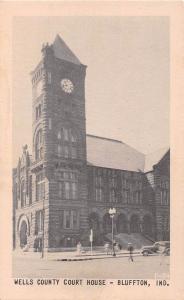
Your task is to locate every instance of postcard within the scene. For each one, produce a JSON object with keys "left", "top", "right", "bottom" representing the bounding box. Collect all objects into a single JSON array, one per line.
[{"left": 0, "top": 1, "right": 183, "bottom": 300}]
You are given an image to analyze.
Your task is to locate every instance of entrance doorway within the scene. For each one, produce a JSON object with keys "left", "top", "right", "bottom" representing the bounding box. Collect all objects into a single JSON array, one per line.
[
  {"left": 19, "top": 220, "right": 28, "bottom": 248},
  {"left": 117, "top": 214, "right": 128, "bottom": 233},
  {"left": 130, "top": 215, "right": 140, "bottom": 233}
]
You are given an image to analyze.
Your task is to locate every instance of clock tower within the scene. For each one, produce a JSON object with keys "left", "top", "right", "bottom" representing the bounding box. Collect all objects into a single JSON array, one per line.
[{"left": 31, "top": 35, "right": 88, "bottom": 250}]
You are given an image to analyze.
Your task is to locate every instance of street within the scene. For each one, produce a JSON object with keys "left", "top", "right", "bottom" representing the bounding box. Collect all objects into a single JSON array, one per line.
[{"left": 12, "top": 253, "right": 169, "bottom": 279}]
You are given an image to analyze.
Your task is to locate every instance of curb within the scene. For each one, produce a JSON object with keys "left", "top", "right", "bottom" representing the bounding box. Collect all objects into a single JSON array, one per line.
[{"left": 55, "top": 253, "right": 142, "bottom": 262}]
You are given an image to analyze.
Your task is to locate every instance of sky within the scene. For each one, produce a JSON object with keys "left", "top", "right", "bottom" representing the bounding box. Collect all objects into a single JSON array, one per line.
[{"left": 13, "top": 16, "right": 169, "bottom": 167}]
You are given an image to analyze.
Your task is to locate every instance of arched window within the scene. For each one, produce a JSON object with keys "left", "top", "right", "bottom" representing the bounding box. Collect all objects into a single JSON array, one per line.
[
  {"left": 57, "top": 127, "right": 78, "bottom": 159},
  {"left": 35, "top": 129, "right": 43, "bottom": 160},
  {"left": 71, "top": 131, "right": 77, "bottom": 159},
  {"left": 20, "top": 180, "right": 26, "bottom": 207},
  {"left": 14, "top": 183, "right": 18, "bottom": 209}
]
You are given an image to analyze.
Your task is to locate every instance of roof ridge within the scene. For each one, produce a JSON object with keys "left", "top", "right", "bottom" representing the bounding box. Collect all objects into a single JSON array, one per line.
[
  {"left": 145, "top": 146, "right": 169, "bottom": 156},
  {"left": 86, "top": 134, "right": 122, "bottom": 144}
]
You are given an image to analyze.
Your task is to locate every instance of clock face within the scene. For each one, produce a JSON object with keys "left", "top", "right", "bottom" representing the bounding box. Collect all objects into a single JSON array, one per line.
[{"left": 61, "top": 79, "right": 74, "bottom": 94}]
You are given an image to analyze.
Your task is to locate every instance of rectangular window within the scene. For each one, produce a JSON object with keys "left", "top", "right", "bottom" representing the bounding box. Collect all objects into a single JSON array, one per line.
[
  {"left": 71, "top": 182, "right": 78, "bottom": 199},
  {"left": 64, "top": 172, "right": 69, "bottom": 179},
  {"left": 64, "top": 145, "right": 69, "bottom": 158},
  {"left": 58, "top": 182, "right": 63, "bottom": 198},
  {"left": 110, "top": 189, "right": 117, "bottom": 203},
  {"left": 57, "top": 171, "right": 78, "bottom": 200},
  {"left": 35, "top": 210, "right": 43, "bottom": 234},
  {"left": 57, "top": 145, "right": 62, "bottom": 157},
  {"left": 160, "top": 190, "right": 163, "bottom": 205},
  {"left": 70, "top": 172, "right": 77, "bottom": 180},
  {"left": 95, "top": 188, "right": 103, "bottom": 202},
  {"left": 166, "top": 190, "right": 169, "bottom": 205},
  {"left": 126, "top": 179, "right": 130, "bottom": 189},
  {"left": 48, "top": 72, "right": 51, "bottom": 84},
  {"left": 133, "top": 191, "right": 141, "bottom": 204},
  {"left": 71, "top": 146, "right": 77, "bottom": 159},
  {"left": 65, "top": 211, "right": 71, "bottom": 229},
  {"left": 164, "top": 190, "right": 168, "bottom": 205},
  {"left": 112, "top": 177, "right": 116, "bottom": 187},
  {"left": 63, "top": 210, "right": 79, "bottom": 229},
  {"left": 121, "top": 190, "right": 127, "bottom": 204},
  {"left": 124, "top": 190, "right": 130, "bottom": 203},
  {"left": 139, "top": 191, "right": 142, "bottom": 204},
  {"left": 65, "top": 182, "right": 70, "bottom": 199},
  {"left": 95, "top": 175, "right": 103, "bottom": 186},
  {"left": 36, "top": 171, "right": 45, "bottom": 201},
  {"left": 29, "top": 176, "right": 32, "bottom": 205},
  {"left": 48, "top": 118, "right": 52, "bottom": 130},
  {"left": 161, "top": 189, "right": 168, "bottom": 205},
  {"left": 73, "top": 211, "right": 78, "bottom": 228}
]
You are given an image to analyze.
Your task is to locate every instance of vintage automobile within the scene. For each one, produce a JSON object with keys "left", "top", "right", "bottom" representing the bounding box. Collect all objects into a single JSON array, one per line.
[{"left": 141, "top": 241, "right": 170, "bottom": 256}]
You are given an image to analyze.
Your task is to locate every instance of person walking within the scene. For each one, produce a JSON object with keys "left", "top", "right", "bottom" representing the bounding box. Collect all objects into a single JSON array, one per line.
[
  {"left": 104, "top": 242, "right": 110, "bottom": 255},
  {"left": 127, "top": 242, "right": 134, "bottom": 262},
  {"left": 76, "top": 241, "right": 82, "bottom": 255}
]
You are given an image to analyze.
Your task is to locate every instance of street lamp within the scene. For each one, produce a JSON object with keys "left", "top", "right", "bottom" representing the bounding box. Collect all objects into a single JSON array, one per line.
[{"left": 109, "top": 207, "right": 116, "bottom": 257}]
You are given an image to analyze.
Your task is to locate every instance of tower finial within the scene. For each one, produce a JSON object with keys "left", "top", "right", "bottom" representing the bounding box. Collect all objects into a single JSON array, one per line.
[{"left": 41, "top": 42, "right": 53, "bottom": 57}]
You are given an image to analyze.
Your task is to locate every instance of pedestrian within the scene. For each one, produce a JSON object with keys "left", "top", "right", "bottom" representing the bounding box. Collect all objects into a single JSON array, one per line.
[
  {"left": 33, "top": 236, "right": 38, "bottom": 252},
  {"left": 112, "top": 240, "right": 117, "bottom": 256},
  {"left": 116, "top": 243, "right": 121, "bottom": 251},
  {"left": 104, "top": 242, "right": 110, "bottom": 255},
  {"left": 127, "top": 243, "right": 134, "bottom": 262},
  {"left": 76, "top": 241, "right": 82, "bottom": 254}
]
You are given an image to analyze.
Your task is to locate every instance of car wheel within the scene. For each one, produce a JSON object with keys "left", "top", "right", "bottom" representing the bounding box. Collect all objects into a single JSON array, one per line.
[{"left": 143, "top": 250, "right": 149, "bottom": 256}]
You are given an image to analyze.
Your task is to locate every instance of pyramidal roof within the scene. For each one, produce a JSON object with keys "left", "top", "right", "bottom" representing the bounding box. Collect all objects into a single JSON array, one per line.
[{"left": 52, "top": 34, "right": 81, "bottom": 65}]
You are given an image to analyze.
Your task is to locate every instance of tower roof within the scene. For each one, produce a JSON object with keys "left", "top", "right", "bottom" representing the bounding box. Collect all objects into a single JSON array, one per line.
[
  {"left": 52, "top": 34, "right": 81, "bottom": 65},
  {"left": 144, "top": 147, "right": 169, "bottom": 172}
]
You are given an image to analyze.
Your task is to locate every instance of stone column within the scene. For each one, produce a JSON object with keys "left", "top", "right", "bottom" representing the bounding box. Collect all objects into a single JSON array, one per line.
[{"left": 99, "top": 221, "right": 103, "bottom": 234}]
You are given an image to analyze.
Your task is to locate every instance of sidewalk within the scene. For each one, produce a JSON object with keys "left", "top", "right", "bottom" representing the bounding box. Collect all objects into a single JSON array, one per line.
[
  {"left": 13, "top": 249, "right": 142, "bottom": 261},
  {"left": 52, "top": 250, "right": 141, "bottom": 261}
]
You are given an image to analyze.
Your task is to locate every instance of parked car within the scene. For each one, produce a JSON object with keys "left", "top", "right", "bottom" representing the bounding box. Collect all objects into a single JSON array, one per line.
[
  {"left": 157, "top": 241, "right": 170, "bottom": 256},
  {"left": 141, "top": 241, "right": 170, "bottom": 256}
]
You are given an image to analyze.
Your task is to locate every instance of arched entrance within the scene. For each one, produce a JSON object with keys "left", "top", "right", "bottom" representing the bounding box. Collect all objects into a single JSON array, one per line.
[
  {"left": 103, "top": 213, "right": 112, "bottom": 234},
  {"left": 117, "top": 214, "right": 128, "bottom": 233},
  {"left": 142, "top": 215, "right": 153, "bottom": 236},
  {"left": 130, "top": 215, "right": 140, "bottom": 233},
  {"left": 89, "top": 212, "right": 99, "bottom": 232},
  {"left": 19, "top": 220, "right": 27, "bottom": 248},
  {"left": 17, "top": 214, "right": 30, "bottom": 249}
]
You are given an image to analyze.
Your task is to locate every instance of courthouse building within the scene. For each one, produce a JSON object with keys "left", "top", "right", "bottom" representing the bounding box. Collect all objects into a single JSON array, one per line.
[{"left": 12, "top": 35, "right": 170, "bottom": 251}]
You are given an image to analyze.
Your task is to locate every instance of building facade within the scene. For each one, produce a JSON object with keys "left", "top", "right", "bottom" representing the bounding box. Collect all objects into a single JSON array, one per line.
[{"left": 13, "top": 35, "right": 170, "bottom": 251}]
